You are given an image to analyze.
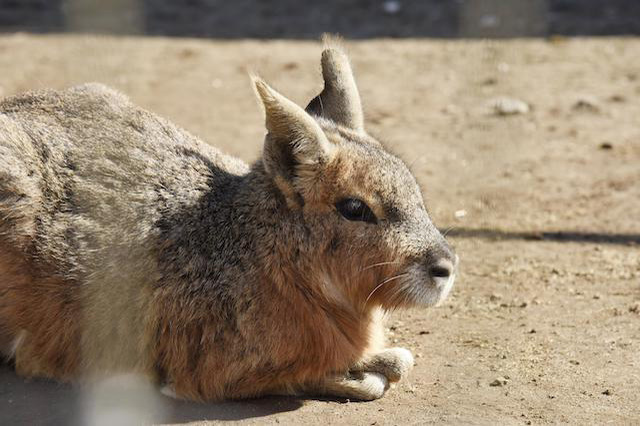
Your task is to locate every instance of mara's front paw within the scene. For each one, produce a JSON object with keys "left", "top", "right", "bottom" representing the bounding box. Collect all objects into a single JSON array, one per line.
[
  {"left": 328, "top": 371, "right": 388, "bottom": 401},
  {"left": 351, "top": 371, "right": 388, "bottom": 400},
  {"left": 358, "top": 347, "right": 414, "bottom": 383},
  {"left": 273, "top": 371, "right": 389, "bottom": 401}
]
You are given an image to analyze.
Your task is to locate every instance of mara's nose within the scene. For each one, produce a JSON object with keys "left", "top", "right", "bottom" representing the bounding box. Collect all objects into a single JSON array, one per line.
[
  {"left": 429, "top": 259, "right": 453, "bottom": 281},
  {"left": 428, "top": 254, "right": 458, "bottom": 283}
]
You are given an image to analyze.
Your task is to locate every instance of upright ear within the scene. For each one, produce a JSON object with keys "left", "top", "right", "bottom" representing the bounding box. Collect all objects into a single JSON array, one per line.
[
  {"left": 306, "top": 41, "right": 364, "bottom": 132},
  {"left": 252, "top": 76, "right": 335, "bottom": 197}
]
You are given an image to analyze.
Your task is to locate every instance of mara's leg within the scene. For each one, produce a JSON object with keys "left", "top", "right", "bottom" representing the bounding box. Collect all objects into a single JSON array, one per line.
[
  {"left": 350, "top": 347, "right": 414, "bottom": 383},
  {"left": 159, "top": 347, "right": 414, "bottom": 402},
  {"left": 298, "top": 347, "right": 414, "bottom": 401},
  {"left": 311, "top": 371, "right": 389, "bottom": 400},
  {"left": 161, "top": 310, "right": 414, "bottom": 402},
  {"left": 264, "top": 371, "right": 389, "bottom": 401},
  {"left": 350, "top": 309, "right": 414, "bottom": 384},
  {"left": 160, "top": 370, "right": 390, "bottom": 402},
  {"left": 282, "top": 311, "right": 413, "bottom": 401}
]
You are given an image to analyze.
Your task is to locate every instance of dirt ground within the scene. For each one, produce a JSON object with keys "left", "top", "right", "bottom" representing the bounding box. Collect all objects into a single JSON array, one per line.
[{"left": 0, "top": 34, "right": 638, "bottom": 425}]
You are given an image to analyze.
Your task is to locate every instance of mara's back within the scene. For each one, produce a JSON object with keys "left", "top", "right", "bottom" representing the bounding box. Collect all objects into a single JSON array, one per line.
[
  {"left": 0, "top": 83, "right": 248, "bottom": 377},
  {"left": 0, "top": 83, "right": 249, "bottom": 251}
]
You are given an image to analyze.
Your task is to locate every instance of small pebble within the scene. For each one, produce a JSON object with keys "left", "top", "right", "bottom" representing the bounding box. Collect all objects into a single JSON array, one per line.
[
  {"left": 497, "top": 62, "right": 510, "bottom": 73},
  {"left": 489, "top": 293, "right": 502, "bottom": 302},
  {"left": 573, "top": 96, "right": 600, "bottom": 112},
  {"left": 178, "top": 48, "right": 196, "bottom": 58},
  {"left": 602, "top": 389, "right": 612, "bottom": 396},
  {"left": 489, "top": 378, "right": 508, "bottom": 387},
  {"left": 442, "top": 104, "right": 460, "bottom": 115},
  {"left": 599, "top": 142, "right": 613, "bottom": 150},
  {"left": 487, "top": 97, "right": 529, "bottom": 116}
]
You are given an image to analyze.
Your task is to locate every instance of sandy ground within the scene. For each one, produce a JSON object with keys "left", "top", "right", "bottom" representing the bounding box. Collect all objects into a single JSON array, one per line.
[{"left": 0, "top": 34, "right": 638, "bottom": 425}]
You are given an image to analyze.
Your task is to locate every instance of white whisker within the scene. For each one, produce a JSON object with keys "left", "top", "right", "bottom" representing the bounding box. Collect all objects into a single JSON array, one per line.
[
  {"left": 360, "top": 261, "right": 400, "bottom": 272},
  {"left": 442, "top": 226, "right": 455, "bottom": 238},
  {"left": 364, "top": 273, "right": 409, "bottom": 306}
]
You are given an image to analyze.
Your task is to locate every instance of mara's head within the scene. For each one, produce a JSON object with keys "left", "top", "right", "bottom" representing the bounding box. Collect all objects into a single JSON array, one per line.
[{"left": 252, "top": 40, "right": 457, "bottom": 310}]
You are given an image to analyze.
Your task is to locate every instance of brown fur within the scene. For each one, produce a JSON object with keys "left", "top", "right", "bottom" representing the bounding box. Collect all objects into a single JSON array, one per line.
[
  {"left": 0, "top": 248, "right": 80, "bottom": 379},
  {"left": 0, "top": 39, "right": 456, "bottom": 401}
]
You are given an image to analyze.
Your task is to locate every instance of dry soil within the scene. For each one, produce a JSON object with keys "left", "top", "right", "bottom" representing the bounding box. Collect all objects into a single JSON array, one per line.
[{"left": 0, "top": 34, "right": 638, "bottom": 425}]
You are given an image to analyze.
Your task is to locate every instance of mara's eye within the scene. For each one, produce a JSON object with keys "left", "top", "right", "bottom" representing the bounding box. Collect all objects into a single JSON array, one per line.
[{"left": 335, "top": 198, "right": 377, "bottom": 224}]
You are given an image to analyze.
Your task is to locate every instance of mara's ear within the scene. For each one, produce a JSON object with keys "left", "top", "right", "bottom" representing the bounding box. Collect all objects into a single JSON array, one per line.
[
  {"left": 252, "top": 76, "right": 335, "bottom": 196},
  {"left": 306, "top": 38, "right": 364, "bottom": 132}
]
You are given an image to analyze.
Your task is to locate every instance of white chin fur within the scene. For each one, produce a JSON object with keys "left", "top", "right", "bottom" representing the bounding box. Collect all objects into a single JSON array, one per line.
[{"left": 434, "top": 273, "right": 455, "bottom": 306}]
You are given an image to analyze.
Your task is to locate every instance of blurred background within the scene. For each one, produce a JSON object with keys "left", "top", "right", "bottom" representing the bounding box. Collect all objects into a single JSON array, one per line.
[{"left": 1, "top": 0, "right": 639, "bottom": 38}]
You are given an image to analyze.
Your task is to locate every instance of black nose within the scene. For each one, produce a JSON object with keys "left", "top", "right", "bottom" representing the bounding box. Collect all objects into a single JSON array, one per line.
[
  {"left": 430, "top": 264, "right": 451, "bottom": 278},
  {"left": 429, "top": 259, "right": 454, "bottom": 280}
]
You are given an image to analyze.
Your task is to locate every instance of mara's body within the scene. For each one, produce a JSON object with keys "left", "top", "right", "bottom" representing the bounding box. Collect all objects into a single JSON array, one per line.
[{"left": 0, "top": 42, "right": 457, "bottom": 401}]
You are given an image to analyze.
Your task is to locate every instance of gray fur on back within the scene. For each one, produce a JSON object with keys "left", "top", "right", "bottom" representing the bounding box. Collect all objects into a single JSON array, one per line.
[{"left": 0, "top": 83, "right": 249, "bottom": 277}]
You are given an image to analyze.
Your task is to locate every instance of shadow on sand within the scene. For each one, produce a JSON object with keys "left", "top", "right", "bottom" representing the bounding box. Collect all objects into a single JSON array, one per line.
[
  {"left": 0, "top": 363, "right": 303, "bottom": 425},
  {"left": 446, "top": 228, "right": 640, "bottom": 246}
]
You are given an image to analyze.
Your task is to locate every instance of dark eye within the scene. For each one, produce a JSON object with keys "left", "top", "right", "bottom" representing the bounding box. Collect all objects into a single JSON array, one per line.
[{"left": 335, "top": 198, "right": 377, "bottom": 224}]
